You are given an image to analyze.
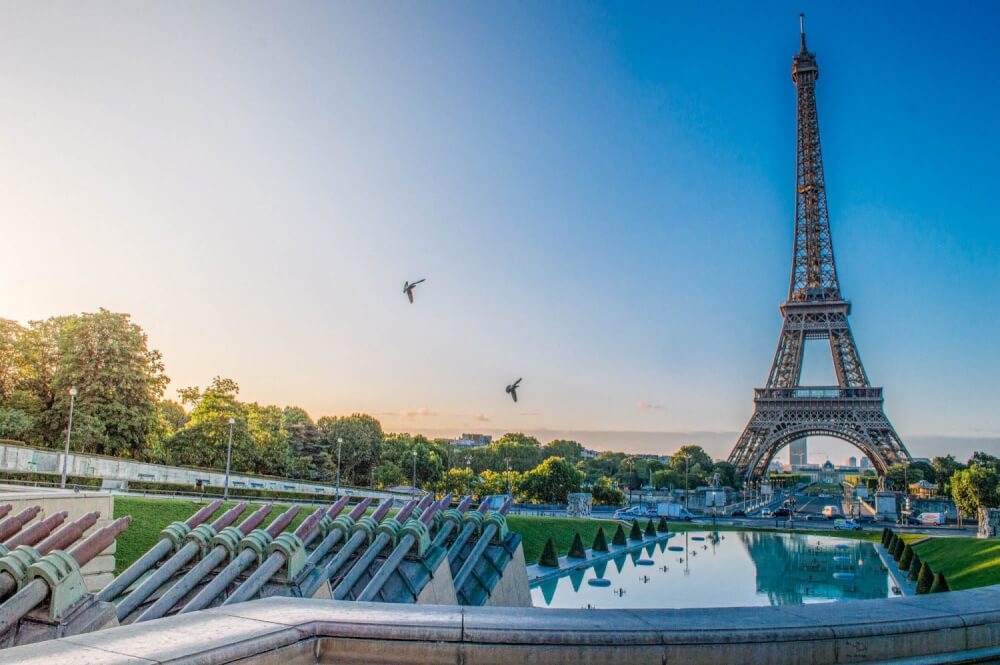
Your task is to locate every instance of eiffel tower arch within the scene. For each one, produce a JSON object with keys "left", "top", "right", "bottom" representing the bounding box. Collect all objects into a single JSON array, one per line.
[{"left": 728, "top": 17, "right": 911, "bottom": 482}]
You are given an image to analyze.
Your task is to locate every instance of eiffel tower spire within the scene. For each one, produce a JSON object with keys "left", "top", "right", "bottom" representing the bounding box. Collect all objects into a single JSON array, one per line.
[{"left": 727, "top": 17, "right": 911, "bottom": 481}]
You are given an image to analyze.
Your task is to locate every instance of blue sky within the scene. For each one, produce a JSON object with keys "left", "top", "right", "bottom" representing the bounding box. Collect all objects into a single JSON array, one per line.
[{"left": 1, "top": 2, "right": 997, "bottom": 461}]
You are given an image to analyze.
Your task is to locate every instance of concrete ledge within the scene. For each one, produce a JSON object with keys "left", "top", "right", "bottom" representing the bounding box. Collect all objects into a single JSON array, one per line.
[{"left": 2, "top": 586, "right": 1000, "bottom": 664}]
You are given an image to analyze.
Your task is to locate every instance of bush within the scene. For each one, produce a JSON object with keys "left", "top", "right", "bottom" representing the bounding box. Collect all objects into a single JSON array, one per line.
[
  {"left": 657, "top": 516, "right": 668, "bottom": 532},
  {"left": 612, "top": 524, "right": 627, "bottom": 546},
  {"left": 628, "top": 520, "right": 643, "bottom": 541},
  {"left": 930, "top": 572, "right": 950, "bottom": 593},
  {"left": 908, "top": 554, "right": 922, "bottom": 582},
  {"left": 915, "top": 562, "right": 934, "bottom": 594},
  {"left": 568, "top": 532, "right": 586, "bottom": 559},
  {"left": 538, "top": 537, "right": 560, "bottom": 568},
  {"left": 592, "top": 527, "right": 609, "bottom": 552},
  {"left": 644, "top": 520, "right": 656, "bottom": 537},
  {"left": 898, "top": 544, "right": 914, "bottom": 572},
  {"left": 0, "top": 470, "right": 102, "bottom": 489},
  {"left": 891, "top": 536, "right": 904, "bottom": 560},
  {"left": 129, "top": 479, "right": 332, "bottom": 503},
  {"left": 881, "top": 528, "right": 892, "bottom": 546}
]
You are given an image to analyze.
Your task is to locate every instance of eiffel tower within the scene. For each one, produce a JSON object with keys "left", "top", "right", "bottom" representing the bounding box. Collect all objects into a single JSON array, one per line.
[{"left": 728, "top": 16, "right": 911, "bottom": 481}]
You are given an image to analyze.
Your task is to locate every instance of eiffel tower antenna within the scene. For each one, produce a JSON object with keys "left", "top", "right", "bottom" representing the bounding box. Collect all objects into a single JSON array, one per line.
[{"left": 727, "top": 18, "right": 911, "bottom": 482}]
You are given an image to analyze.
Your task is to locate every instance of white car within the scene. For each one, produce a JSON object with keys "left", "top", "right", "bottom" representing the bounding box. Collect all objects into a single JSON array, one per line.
[{"left": 833, "top": 518, "right": 861, "bottom": 531}]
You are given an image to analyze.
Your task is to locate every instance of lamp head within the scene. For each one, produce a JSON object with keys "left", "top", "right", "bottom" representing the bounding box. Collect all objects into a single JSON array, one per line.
[
  {"left": 68, "top": 386, "right": 78, "bottom": 397},
  {"left": 228, "top": 417, "right": 235, "bottom": 425}
]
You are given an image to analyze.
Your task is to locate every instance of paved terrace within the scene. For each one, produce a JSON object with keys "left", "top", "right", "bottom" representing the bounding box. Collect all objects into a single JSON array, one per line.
[{"left": 3, "top": 586, "right": 1000, "bottom": 664}]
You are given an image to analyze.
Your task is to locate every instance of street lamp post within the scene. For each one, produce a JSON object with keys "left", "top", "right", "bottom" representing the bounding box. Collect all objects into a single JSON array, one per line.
[
  {"left": 223, "top": 417, "right": 235, "bottom": 500},
  {"left": 466, "top": 456, "right": 472, "bottom": 495},
  {"left": 335, "top": 437, "right": 343, "bottom": 497},
  {"left": 505, "top": 458, "right": 512, "bottom": 497},
  {"left": 412, "top": 449, "right": 418, "bottom": 498},
  {"left": 683, "top": 454, "right": 691, "bottom": 510},
  {"left": 60, "top": 387, "right": 78, "bottom": 489}
]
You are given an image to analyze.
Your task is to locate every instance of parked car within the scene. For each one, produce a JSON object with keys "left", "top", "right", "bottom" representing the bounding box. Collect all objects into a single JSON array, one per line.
[
  {"left": 760, "top": 509, "right": 773, "bottom": 518},
  {"left": 800, "top": 513, "right": 816, "bottom": 521},
  {"left": 773, "top": 508, "right": 790, "bottom": 518},
  {"left": 833, "top": 518, "right": 862, "bottom": 531},
  {"left": 730, "top": 509, "right": 746, "bottom": 517},
  {"left": 822, "top": 505, "right": 844, "bottom": 520},
  {"left": 613, "top": 506, "right": 644, "bottom": 519},
  {"left": 858, "top": 515, "right": 876, "bottom": 524}
]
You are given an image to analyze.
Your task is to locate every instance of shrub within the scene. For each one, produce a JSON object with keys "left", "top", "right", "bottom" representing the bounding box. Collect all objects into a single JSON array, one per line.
[
  {"left": 907, "top": 554, "right": 923, "bottom": 582},
  {"left": 538, "top": 538, "right": 560, "bottom": 568},
  {"left": 568, "top": 532, "right": 586, "bottom": 559},
  {"left": 629, "top": 520, "right": 643, "bottom": 541},
  {"left": 592, "top": 527, "right": 609, "bottom": 552},
  {"left": 644, "top": 520, "right": 656, "bottom": 537},
  {"left": 915, "top": 562, "right": 934, "bottom": 594},
  {"left": 930, "top": 572, "right": 950, "bottom": 593},
  {"left": 657, "top": 516, "right": 668, "bottom": 532},
  {"left": 612, "top": 524, "right": 627, "bottom": 546},
  {"left": 891, "top": 536, "right": 904, "bottom": 561},
  {"left": 898, "top": 544, "right": 914, "bottom": 572},
  {"left": 0, "top": 470, "right": 102, "bottom": 489},
  {"left": 881, "top": 528, "right": 892, "bottom": 546}
]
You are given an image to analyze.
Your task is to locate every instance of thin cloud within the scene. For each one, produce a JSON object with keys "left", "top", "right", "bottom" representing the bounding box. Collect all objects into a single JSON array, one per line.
[
  {"left": 399, "top": 408, "right": 437, "bottom": 419},
  {"left": 636, "top": 401, "right": 666, "bottom": 412},
  {"left": 473, "top": 414, "right": 491, "bottom": 423}
]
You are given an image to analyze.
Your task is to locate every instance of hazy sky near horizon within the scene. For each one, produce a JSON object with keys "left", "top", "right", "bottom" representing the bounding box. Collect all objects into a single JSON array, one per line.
[{"left": 2, "top": 2, "right": 998, "bottom": 462}]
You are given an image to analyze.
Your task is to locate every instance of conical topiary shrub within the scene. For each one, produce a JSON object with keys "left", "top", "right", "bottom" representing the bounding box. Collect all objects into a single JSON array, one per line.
[
  {"left": 915, "top": 562, "right": 934, "bottom": 594},
  {"left": 629, "top": 520, "right": 643, "bottom": 541},
  {"left": 898, "top": 543, "right": 914, "bottom": 572},
  {"left": 568, "top": 532, "right": 586, "bottom": 559},
  {"left": 908, "top": 554, "right": 923, "bottom": 582},
  {"left": 592, "top": 527, "right": 609, "bottom": 552},
  {"left": 644, "top": 519, "right": 656, "bottom": 537},
  {"left": 891, "top": 536, "right": 904, "bottom": 561},
  {"left": 538, "top": 537, "right": 560, "bottom": 568},
  {"left": 881, "top": 528, "right": 892, "bottom": 547},
  {"left": 612, "top": 523, "right": 627, "bottom": 546},
  {"left": 930, "top": 572, "right": 950, "bottom": 593},
  {"left": 657, "top": 516, "right": 669, "bottom": 532}
]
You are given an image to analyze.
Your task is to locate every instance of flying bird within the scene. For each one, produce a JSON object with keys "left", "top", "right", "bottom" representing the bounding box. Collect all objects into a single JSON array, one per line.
[
  {"left": 403, "top": 279, "right": 425, "bottom": 304},
  {"left": 506, "top": 378, "right": 522, "bottom": 403}
]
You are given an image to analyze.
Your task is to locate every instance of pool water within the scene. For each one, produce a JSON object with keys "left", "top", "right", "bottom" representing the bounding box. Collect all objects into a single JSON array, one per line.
[{"left": 531, "top": 531, "right": 898, "bottom": 609}]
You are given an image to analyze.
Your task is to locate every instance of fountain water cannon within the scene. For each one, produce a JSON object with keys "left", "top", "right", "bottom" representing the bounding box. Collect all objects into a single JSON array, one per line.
[
  {"left": 330, "top": 496, "right": 431, "bottom": 600},
  {"left": 0, "top": 507, "right": 42, "bottom": 545},
  {"left": 178, "top": 503, "right": 307, "bottom": 614},
  {"left": 0, "top": 506, "right": 12, "bottom": 522},
  {"left": 98, "top": 499, "right": 223, "bottom": 604},
  {"left": 134, "top": 503, "right": 275, "bottom": 622},
  {"left": 354, "top": 495, "right": 450, "bottom": 602},
  {"left": 451, "top": 498, "right": 512, "bottom": 592},
  {"left": 0, "top": 516, "right": 131, "bottom": 636},
  {"left": 0, "top": 512, "right": 100, "bottom": 602},
  {"left": 432, "top": 495, "right": 472, "bottom": 549},
  {"left": 3, "top": 511, "right": 68, "bottom": 551},
  {"left": 113, "top": 502, "right": 248, "bottom": 621},
  {"left": 447, "top": 499, "right": 492, "bottom": 565}
]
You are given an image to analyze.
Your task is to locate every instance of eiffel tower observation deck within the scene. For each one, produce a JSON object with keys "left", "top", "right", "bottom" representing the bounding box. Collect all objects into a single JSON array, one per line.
[{"left": 728, "top": 16, "right": 912, "bottom": 482}]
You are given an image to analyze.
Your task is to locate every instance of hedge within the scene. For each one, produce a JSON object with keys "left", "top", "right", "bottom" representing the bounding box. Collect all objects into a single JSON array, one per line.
[
  {"left": 644, "top": 519, "right": 656, "bottom": 537},
  {"left": 0, "top": 470, "right": 102, "bottom": 488},
  {"left": 592, "top": 527, "right": 609, "bottom": 552},
  {"left": 881, "top": 528, "right": 892, "bottom": 546},
  {"left": 657, "top": 516, "right": 669, "bottom": 532},
  {"left": 899, "top": 544, "right": 914, "bottom": 572},
  {"left": 128, "top": 479, "right": 335, "bottom": 503},
  {"left": 612, "top": 524, "right": 627, "bottom": 546},
  {"left": 908, "top": 554, "right": 923, "bottom": 582},
  {"left": 568, "top": 532, "right": 586, "bottom": 559},
  {"left": 539, "top": 537, "right": 560, "bottom": 567},
  {"left": 930, "top": 572, "right": 950, "bottom": 593},
  {"left": 916, "top": 562, "right": 934, "bottom": 594},
  {"left": 629, "top": 520, "right": 643, "bottom": 541}
]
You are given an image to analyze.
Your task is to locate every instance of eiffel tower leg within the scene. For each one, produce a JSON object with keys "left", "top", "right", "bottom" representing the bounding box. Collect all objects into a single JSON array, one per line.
[
  {"left": 767, "top": 325, "right": 805, "bottom": 389},
  {"left": 828, "top": 322, "right": 869, "bottom": 388}
]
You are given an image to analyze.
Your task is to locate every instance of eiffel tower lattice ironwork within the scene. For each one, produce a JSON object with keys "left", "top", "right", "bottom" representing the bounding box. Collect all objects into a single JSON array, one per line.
[{"left": 728, "top": 16, "right": 911, "bottom": 481}]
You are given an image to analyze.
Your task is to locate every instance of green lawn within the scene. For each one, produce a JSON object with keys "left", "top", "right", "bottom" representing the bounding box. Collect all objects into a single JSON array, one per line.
[
  {"left": 112, "top": 496, "right": 312, "bottom": 574},
  {"left": 912, "top": 538, "right": 1000, "bottom": 591},
  {"left": 506, "top": 515, "right": 622, "bottom": 564}
]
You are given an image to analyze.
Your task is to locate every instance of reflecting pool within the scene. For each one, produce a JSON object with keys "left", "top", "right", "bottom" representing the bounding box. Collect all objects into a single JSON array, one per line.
[{"left": 531, "top": 531, "right": 898, "bottom": 609}]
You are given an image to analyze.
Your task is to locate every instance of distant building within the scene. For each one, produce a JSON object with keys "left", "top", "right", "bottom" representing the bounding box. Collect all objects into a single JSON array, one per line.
[
  {"left": 450, "top": 433, "right": 492, "bottom": 449},
  {"left": 581, "top": 448, "right": 598, "bottom": 459},
  {"left": 860, "top": 457, "right": 872, "bottom": 469},
  {"left": 847, "top": 456, "right": 857, "bottom": 467},
  {"left": 789, "top": 438, "right": 808, "bottom": 469}
]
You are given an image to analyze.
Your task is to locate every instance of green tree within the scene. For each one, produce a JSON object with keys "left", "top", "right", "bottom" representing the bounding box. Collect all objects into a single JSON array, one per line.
[
  {"left": 0, "top": 406, "right": 33, "bottom": 440},
  {"left": 886, "top": 463, "right": 923, "bottom": 492},
  {"left": 437, "top": 467, "right": 475, "bottom": 497},
  {"left": 652, "top": 469, "right": 683, "bottom": 490},
  {"left": 951, "top": 464, "right": 1000, "bottom": 518},
  {"left": 318, "top": 414, "right": 384, "bottom": 486},
  {"left": 711, "top": 461, "right": 740, "bottom": 489},
  {"left": 542, "top": 439, "right": 584, "bottom": 465},
  {"left": 381, "top": 433, "right": 444, "bottom": 489},
  {"left": 518, "top": 457, "right": 584, "bottom": 504},
  {"left": 932, "top": 455, "right": 965, "bottom": 494},
  {"left": 490, "top": 432, "right": 544, "bottom": 472},
  {"left": 373, "top": 462, "right": 405, "bottom": 488},
  {"left": 669, "top": 445, "right": 713, "bottom": 473},
  {"left": 590, "top": 477, "right": 625, "bottom": 506}
]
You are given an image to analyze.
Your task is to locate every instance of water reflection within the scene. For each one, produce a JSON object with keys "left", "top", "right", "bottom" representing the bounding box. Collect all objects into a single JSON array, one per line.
[{"left": 530, "top": 531, "right": 894, "bottom": 609}]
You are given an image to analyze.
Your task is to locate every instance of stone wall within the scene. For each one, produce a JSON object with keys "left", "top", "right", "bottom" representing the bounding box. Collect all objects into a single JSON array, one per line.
[
  {"left": 0, "top": 441, "right": 398, "bottom": 501},
  {"left": 0, "top": 485, "right": 116, "bottom": 591}
]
